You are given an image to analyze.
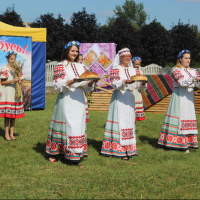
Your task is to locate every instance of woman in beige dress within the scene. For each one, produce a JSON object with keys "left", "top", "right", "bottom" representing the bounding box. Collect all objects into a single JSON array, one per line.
[{"left": 0, "top": 51, "right": 25, "bottom": 140}]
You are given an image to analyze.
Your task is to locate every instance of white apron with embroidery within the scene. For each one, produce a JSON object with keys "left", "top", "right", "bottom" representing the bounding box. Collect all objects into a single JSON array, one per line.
[
  {"left": 112, "top": 65, "right": 146, "bottom": 146},
  {"left": 53, "top": 61, "right": 93, "bottom": 154},
  {"left": 173, "top": 67, "right": 200, "bottom": 135}
]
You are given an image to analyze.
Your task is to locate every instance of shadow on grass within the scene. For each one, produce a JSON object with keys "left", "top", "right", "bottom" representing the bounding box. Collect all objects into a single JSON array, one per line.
[
  {"left": 101, "top": 123, "right": 106, "bottom": 128},
  {"left": 87, "top": 138, "right": 102, "bottom": 155},
  {"left": 32, "top": 142, "right": 85, "bottom": 165},
  {"left": 0, "top": 127, "right": 5, "bottom": 138},
  {"left": 32, "top": 142, "right": 49, "bottom": 161},
  {"left": 138, "top": 135, "right": 160, "bottom": 149}
]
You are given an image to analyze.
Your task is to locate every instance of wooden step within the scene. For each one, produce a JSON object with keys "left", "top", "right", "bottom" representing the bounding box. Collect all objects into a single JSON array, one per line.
[{"left": 88, "top": 91, "right": 200, "bottom": 114}]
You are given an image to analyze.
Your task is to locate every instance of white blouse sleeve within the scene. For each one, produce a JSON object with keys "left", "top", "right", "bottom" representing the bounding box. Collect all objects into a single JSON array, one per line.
[
  {"left": 70, "top": 81, "right": 94, "bottom": 93},
  {"left": 110, "top": 69, "right": 135, "bottom": 90},
  {"left": 172, "top": 68, "right": 194, "bottom": 87},
  {"left": 0, "top": 68, "right": 9, "bottom": 80},
  {"left": 53, "top": 63, "right": 68, "bottom": 92}
]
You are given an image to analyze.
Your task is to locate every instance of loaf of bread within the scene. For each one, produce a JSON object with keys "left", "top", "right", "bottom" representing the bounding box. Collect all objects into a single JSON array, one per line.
[
  {"left": 79, "top": 71, "right": 99, "bottom": 79},
  {"left": 130, "top": 75, "right": 148, "bottom": 81}
]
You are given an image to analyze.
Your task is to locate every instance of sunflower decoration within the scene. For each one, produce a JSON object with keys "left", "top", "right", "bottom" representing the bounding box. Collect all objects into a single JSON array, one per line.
[{"left": 10, "top": 60, "right": 25, "bottom": 99}]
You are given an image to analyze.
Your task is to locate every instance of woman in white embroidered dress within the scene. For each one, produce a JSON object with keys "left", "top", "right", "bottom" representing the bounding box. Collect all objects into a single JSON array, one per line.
[
  {"left": 158, "top": 50, "right": 200, "bottom": 153},
  {"left": 132, "top": 57, "right": 145, "bottom": 121},
  {"left": 45, "top": 41, "right": 97, "bottom": 166},
  {"left": 101, "top": 48, "right": 147, "bottom": 160},
  {"left": 0, "top": 51, "right": 25, "bottom": 141}
]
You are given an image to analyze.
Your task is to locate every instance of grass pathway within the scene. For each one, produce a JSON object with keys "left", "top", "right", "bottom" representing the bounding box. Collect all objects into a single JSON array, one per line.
[{"left": 0, "top": 94, "right": 200, "bottom": 199}]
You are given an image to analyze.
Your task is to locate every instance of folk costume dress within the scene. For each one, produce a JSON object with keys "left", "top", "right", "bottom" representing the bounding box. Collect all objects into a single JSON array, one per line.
[
  {"left": 46, "top": 61, "right": 94, "bottom": 163},
  {"left": 158, "top": 67, "right": 200, "bottom": 149},
  {"left": 101, "top": 65, "right": 146, "bottom": 158},
  {"left": 0, "top": 66, "right": 25, "bottom": 118},
  {"left": 134, "top": 68, "right": 145, "bottom": 121}
]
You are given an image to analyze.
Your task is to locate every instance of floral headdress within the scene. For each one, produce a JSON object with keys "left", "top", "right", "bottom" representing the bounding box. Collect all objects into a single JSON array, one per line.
[
  {"left": 65, "top": 41, "right": 80, "bottom": 49},
  {"left": 177, "top": 49, "right": 190, "bottom": 58},
  {"left": 131, "top": 56, "right": 142, "bottom": 62},
  {"left": 5, "top": 51, "right": 17, "bottom": 58}
]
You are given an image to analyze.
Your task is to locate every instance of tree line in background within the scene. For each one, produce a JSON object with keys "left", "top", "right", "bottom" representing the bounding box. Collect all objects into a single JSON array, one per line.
[{"left": 0, "top": 1, "right": 200, "bottom": 67}]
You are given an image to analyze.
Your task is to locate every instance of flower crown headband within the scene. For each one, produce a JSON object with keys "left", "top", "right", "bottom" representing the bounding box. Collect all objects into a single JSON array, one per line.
[
  {"left": 5, "top": 51, "right": 17, "bottom": 58},
  {"left": 65, "top": 41, "right": 80, "bottom": 49},
  {"left": 178, "top": 49, "right": 190, "bottom": 58},
  {"left": 132, "top": 56, "right": 142, "bottom": 62}
]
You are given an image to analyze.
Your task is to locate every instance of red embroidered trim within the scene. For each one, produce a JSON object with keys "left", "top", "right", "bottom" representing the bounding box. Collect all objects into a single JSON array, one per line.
[
  {"left": 135, "top": 116, "right": 145, "bottom": 121},
  {"left": 119, "top": 50, "right": 130, "bottom": 56},
  {"left": 180, "top": 120, "right": 197, "bottom": 130},
  {"left": 0, "top": 70, "right": 8, "bottom": 78},
  {"left": 135, "top": 69, "right": 140, "bottom": 75},
  {"left": 54, "top": 64, "right": 66, "bottom": 83},
  {"left": 68, "top": 135, "right": 85, "bottom": 149},
  {"left": 124, "top": 69, "right": 131, "bottom": 80},
  {"left": 102, "top": 140, "right": 137, "bottom": 153},
  {"left": 195, "top": 69, "right": 200, "bottom": 77},
  {"left": 0, "top": 101, "right": 24, "bottom": 106},
  {"left": 159, "top": 132, "right": 198, "bottom": 145},
  {"left": 71, "top": 63, "right": 79, "bottom": 77},
  {"left": 110, "top": 69, "right": 120, "bottom": 83},
  {"left": 172, "top": 69, "right": 184, "bottom": 84},
  {"left": 0, "top": 113, "right": 25, "bottom": 118},
  {"left": 121, "top": 128, "right": 134, "bottom": 140},
  {"left": 184, "top": 68, "right": 193, "bottom": 78}
]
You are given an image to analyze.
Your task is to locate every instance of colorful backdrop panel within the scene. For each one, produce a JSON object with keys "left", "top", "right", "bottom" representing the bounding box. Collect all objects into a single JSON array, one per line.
[
  {"left": 0, "top": 35, "right": 32, "bottom": 110},
  {"left": 80, "top": 43, "right": 117, "bottom": 86}
]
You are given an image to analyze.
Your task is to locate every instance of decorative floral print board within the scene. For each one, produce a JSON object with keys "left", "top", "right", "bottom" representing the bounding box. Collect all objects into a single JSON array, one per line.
[
  {"left": 97, "top": 52, "right": 112, "bottom": 71},
  {"left": 83, "top": 50, "right": 98, "bottom": 68}
]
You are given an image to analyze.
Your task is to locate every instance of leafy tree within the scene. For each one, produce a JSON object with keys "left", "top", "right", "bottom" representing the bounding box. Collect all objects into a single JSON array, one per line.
[
  {"left": 170, "top": 22, "right": 200, "bottom": 66},
  {"left": 107, "top": 0, "right": 147, "bottom": 29},
  {"left": 30, "top": 13, "right": 71, "bottom": 61},
  {"left": 190, "top": 24, "right": 198, "bottom": 36},
  {"left": 70, "top": 8, "right": 100, "bottom": 42},
  {"left": 140, "top": 20, "right": 173, "bottom": 66},
  {"left": 101, "top": 16, "right": 144, "bottom": 57},
  {"left": 0, "top": 5, "right": 24, "bottom": 27}
]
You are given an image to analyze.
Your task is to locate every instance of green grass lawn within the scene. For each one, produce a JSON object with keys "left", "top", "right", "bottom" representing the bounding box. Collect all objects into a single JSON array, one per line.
[{"left": 0, "top": 93, "right": 200, "bottom": 199}]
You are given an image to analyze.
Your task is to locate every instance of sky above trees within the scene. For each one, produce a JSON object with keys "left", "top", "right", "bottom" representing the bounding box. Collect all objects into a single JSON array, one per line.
[
  {"left": 0, "top": 1, "right": 200, "bottom": 66},
  {"left": 1, "top": 0, "right": 200, "bottom": 30}
]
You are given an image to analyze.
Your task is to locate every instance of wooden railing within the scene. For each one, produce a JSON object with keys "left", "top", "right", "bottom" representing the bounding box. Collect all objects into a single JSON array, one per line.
[{"left": 46, "top": 61, "right": 58, "bottom": 86}]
